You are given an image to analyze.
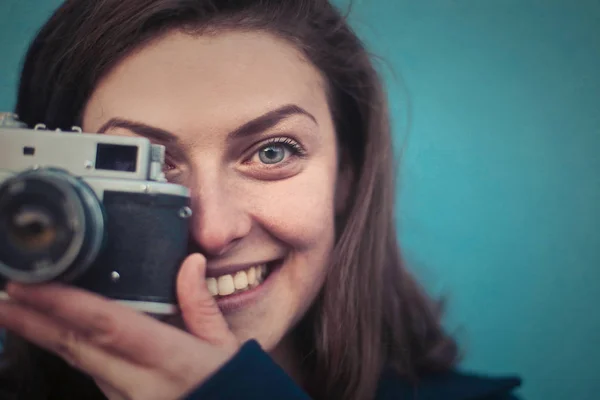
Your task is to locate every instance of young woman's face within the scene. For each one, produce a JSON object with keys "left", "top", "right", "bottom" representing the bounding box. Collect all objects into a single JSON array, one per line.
[{"left": 82, "top": 30, "right": 342, "bottom": 353}]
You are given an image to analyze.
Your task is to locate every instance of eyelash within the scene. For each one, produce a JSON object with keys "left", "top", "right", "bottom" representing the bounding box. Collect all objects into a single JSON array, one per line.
[
  {"left": 162, "top": 136, "right": 307, "bottom": 174},
  {"left": 255, "top": 137, "right": 307, "bottom": 160}
]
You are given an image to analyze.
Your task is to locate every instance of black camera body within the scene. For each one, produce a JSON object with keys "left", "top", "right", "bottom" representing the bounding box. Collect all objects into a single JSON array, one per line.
[{"left": 0, "top": 114, "right": 191, "bottom": 315}]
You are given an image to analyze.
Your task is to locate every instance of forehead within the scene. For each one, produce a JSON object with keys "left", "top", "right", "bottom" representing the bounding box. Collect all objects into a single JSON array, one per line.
[{"left": 83, "top": 30, "right": 330, "bottom": 133}]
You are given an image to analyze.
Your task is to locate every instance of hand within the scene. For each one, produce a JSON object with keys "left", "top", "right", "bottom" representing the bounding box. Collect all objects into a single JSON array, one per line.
[{"left": 0, "top": 254, "right": 240, "bottom": 400}]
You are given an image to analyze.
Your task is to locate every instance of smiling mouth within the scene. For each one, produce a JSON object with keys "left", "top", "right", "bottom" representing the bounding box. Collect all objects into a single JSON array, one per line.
[{"left": 206, "top": 260, "right": 280, "bottom": 298}]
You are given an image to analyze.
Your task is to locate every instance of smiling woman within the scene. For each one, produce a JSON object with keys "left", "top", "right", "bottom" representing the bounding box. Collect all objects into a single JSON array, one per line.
[
  {"left": 81, "top": 29, "right": 343, "bottom": 352},
  {"left": 0, "top": 1, "right": 522, "bottom": 400}
]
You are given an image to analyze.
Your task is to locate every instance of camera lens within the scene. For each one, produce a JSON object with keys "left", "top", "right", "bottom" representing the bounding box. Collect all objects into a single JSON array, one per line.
[
  {"left": 8, "top": 204, "right": 58, "bottom": 251},
  {"left": 0, "top": 169, "right": 105, "bottom": 283}
]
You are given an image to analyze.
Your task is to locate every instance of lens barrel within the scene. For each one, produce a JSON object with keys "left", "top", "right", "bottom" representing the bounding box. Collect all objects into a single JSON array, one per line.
[{"left": 0, "top": 169, "right": 105, "bottom": 283}]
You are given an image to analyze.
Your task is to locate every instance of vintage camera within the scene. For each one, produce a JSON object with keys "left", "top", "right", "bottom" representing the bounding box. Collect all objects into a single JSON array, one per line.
[{"left": 0, "top": 113, "right": 191, "bottom": 315}]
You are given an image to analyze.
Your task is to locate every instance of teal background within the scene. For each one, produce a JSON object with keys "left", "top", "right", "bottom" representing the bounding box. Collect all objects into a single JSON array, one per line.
[{"left": 1, "top": 1, "right": 599, "bottom": 399}]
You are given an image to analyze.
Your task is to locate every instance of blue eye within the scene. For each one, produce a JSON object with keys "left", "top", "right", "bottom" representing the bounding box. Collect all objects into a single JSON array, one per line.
[
  {"left": 258, "top": 144, "right": 287, "bottom": 164},
  {"left": 254, "top": 137, "right": 306, "bottom": 165}
]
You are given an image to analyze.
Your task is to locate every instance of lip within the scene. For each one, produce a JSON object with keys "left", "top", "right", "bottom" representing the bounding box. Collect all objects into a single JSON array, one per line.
[
  {"left": 215, "top": 259, "right": 283, "bottom": 314},
  {"left": 205, "top": 259, "right": 277, "bottom": 278}
]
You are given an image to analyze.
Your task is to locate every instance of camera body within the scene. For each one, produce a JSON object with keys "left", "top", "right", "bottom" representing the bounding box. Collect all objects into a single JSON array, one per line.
[{"left": 0, "top": 114, "right": 191, "bottom": 315}]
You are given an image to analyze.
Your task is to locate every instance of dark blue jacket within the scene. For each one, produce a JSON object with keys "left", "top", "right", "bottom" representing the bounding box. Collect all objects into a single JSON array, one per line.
[{"left": 188, "top": 341, "right": 522, "bottom": 400}]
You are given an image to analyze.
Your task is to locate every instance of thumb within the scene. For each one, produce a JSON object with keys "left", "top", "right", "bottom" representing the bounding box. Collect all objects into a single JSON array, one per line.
[{"left": 176, "top": 253, "right": 238, "bottom": 349}]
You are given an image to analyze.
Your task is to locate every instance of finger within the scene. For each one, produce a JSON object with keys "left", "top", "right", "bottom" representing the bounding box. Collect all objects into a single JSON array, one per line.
[
  {"left": 1, "top": 289, "right": 236, "bottom": 399},
  {"left": 95, "top": 379, "right": 128, "bottom": 400},
  {"left": 177, "top": 254, "right": 238, "bottom": 349},
  {"left": 0, "top": 300, "right": 198, "bottom": 400},
  {"left": 5, "top": 282, "right": 195, "bottom": 366},
  {"left": 0, "top": 300, "right": 138, "bottom": 384}
]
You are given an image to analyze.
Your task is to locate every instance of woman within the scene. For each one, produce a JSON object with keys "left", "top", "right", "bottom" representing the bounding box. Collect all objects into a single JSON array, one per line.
[{"left": 0, "top": 1, "right": 522, "bottom": 399}]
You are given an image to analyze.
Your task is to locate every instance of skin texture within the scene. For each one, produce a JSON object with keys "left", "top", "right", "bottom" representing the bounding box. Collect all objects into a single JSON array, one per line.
[
  {"left": 83, "top": 30, "right": 340, "bottom": 355},
  {"left": 0, "top": 30, "right": 346, "bottom": 398}
]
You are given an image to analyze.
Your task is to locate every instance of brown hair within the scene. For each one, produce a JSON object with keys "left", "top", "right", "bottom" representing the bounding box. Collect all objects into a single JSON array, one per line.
[{"left": 2, "top": 1, "right": 459, "bottom": 399}]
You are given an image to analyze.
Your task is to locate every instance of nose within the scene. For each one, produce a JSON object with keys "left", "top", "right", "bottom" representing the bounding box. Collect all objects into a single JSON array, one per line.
[{"left": 188, "top": 173, "right": 252, "bottom": 257}]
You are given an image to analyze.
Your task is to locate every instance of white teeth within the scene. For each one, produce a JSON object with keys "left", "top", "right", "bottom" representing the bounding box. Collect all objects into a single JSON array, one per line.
[
  {"left": 207, "top": 264, "right": 269, "bottom": 298},
  {"left": 234, "top": 271, "right": 248, "bottom": 290},
  {"left": 247, "top": 267, "right": 257, "bottom": 285},
  {"left": 206, "top": 277, "right": 218, "bottom": 296},
  {"left": 217, "top": 275, "right": 235, "bottom": 296}
]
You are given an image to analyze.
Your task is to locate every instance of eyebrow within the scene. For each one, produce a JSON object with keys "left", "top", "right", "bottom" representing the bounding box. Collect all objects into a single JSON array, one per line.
[
  {"left": 96, "top": 104, "right": 317, "bottom": 146},
  {"left": 226, "top": 104, "right": 317, "bottom": 143}
]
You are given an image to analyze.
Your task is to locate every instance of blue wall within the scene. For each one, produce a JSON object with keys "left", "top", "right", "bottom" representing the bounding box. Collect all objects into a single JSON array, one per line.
[{"left": 1, "top": 1, "right": 599, "bottom": 399}]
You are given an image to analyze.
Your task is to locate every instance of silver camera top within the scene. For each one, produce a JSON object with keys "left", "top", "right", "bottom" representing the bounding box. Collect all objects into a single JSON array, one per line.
[{"left": 0, "top": 113, "right": 167, "bottom": 182}]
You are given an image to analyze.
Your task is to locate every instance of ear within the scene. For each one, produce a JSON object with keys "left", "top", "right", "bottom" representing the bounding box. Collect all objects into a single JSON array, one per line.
[{"left": 335, "top": 149, "right": 354, "bottom": 215}]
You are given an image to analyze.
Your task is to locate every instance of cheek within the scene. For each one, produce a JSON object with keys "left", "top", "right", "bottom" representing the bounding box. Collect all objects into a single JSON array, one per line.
[{"left": 245, "top": 165, "right": 338, "bottom": 253}]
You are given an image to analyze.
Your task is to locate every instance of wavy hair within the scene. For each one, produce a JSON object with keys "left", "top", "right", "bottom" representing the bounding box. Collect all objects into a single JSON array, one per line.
[{"left": 1, "top": 1, "right": 459, "bottom": 399}]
